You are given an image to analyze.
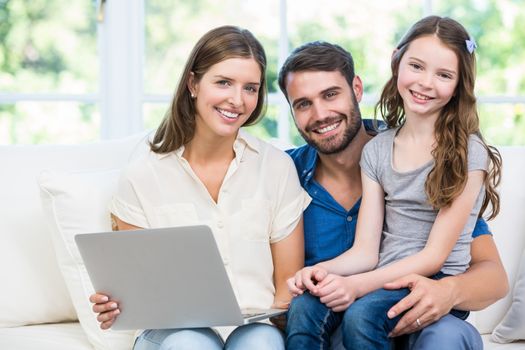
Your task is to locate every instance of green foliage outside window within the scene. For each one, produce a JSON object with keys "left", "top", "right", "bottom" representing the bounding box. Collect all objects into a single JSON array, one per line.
[
  {"left": 0, "top": 0, "right": 524, "bottom": 145},
  {"left": 0, "top": 0, "right": 98, "bottom": 144}
]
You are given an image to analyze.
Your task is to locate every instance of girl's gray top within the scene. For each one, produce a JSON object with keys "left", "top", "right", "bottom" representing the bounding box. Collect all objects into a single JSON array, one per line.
[{"left": 359, "top": 127, "right": 489, "bottom": 275}]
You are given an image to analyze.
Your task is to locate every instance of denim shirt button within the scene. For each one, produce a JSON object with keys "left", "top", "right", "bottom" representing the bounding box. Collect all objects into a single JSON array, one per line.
[{"left": 346, "top": 216, "right": 353, "bottom": 222}]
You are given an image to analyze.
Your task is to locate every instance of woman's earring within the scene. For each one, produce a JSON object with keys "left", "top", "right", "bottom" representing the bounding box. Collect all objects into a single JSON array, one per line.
[{"left": 191, "top": 93, "right": 196, "bottom": 98}]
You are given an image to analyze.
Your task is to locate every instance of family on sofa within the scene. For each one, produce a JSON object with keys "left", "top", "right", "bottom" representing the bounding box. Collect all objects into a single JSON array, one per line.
[{"left": 87, "top": 16, "right": 510, "bottom": 350}]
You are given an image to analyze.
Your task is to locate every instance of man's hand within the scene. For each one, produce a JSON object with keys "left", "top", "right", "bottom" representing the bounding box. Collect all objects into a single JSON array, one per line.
[
  {"left": 384, "top": 274, "right": 456, "bottom": 337},
  {"left": 315, "top": 274, "right": 359, "bottom": 312},
  {"left": 286, "top": 265, "right": 328, "bottom": 296},
  {"left": 89, "top": 293, "right": 121, "bottom": 330}
]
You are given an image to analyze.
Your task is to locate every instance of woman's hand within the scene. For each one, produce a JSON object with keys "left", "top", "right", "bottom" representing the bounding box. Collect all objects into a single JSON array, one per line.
[
  {"left": 286, "top": 265, "right": 328, "bottom": 296},
  {"left": 89, "top": 293, "right": 121, "bottom": 330}
]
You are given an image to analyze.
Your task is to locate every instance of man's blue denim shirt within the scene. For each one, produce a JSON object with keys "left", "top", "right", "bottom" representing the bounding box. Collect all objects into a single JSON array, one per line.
[{"left": 286, "top": 119, "right": 491, "bottom": 267}]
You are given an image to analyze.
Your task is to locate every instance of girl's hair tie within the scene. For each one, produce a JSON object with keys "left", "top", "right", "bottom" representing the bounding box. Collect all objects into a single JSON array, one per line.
[{"left": 465, "top": 38, "right": 477, "bottom": 54}]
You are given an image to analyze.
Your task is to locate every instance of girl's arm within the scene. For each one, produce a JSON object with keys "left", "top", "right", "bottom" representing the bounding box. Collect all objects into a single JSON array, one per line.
[
  {"left": 288, "top": 172, "right": 384, "bottom": 294},
  {"left": 318, "top": 172, "right": 385, "bottom": 275},
  {"left": 271, "top": 217, "right": 305, "bottom": 308},
  {"left": 442, "top": 233, "right": 508, "bottom": 310},
  {"left": 318, "top": 170, "right": 486, "bottom": 307}
]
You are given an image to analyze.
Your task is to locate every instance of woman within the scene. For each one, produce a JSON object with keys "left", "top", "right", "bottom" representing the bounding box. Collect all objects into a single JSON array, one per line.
[{"left": 90, "top": 25, "right": 310, "bottom": 350}]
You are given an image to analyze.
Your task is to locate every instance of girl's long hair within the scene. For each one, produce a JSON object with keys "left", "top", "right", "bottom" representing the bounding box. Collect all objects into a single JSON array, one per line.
[
  {"left": 150, "top": 26, "right": 267, "bottom": 154},
  {"left": 376, "top": 16, "right": 501, "bottom": 219}
]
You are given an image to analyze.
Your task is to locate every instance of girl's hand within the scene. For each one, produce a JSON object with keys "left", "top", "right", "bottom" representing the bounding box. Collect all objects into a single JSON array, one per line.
[
  {"left": 89, "top": 293, "right": 120, "bottom": 330},
  {"left": 287, "top": 265, "right": 328, "bottom": 296},
  {"left": 316, "top": 274, "right": 359, "bottom": 312}
]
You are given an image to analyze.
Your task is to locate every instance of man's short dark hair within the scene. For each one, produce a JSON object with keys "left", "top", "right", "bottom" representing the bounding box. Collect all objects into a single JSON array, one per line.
[{"left": 278, "top": 41, "right": 356, "bottom": 100}]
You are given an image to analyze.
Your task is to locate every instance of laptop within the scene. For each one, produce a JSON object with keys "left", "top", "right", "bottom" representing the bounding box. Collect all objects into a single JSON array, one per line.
[{"left": 74, "top": 225, "right": 286, "bottom": 330}]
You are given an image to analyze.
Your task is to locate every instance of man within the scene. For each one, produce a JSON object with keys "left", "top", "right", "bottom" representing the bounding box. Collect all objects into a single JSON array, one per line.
[{"left": 279, "top": 41, "right": 508, "bottom": 349}]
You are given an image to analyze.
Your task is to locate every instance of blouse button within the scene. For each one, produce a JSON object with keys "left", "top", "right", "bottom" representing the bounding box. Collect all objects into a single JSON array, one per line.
[{"left": 217, "top": 220, "right": 224, "bottom": 229}]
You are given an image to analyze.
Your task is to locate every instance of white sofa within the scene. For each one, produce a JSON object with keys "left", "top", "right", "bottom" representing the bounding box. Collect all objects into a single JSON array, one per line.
[{"left": 1, "top": 133, "right": 524, "bottom": 350}]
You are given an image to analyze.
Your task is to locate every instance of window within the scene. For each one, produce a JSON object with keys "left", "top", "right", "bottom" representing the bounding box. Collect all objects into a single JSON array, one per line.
[
  {"left": 1, "top": 0, "right": 524, "bottom": 145},
  {"left": 0, "top": 1, "right": 99, "bottom": 144}
]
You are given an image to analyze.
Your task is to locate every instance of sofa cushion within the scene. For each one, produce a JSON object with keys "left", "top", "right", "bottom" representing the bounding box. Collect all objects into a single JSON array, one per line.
[
  {"left": 0, "top": 323, "right": 93, "bottom": 350},
  {"left": 482, "top": 335, "right": 525, "bottom": 349},
  {"left": 491, "top": 248, "right": 525, "bottom": 343},
  {"left": 38, "top": 169, "right": 141, "bottom": 350},
  {"left": 0, "top": 132, "right": 149, "bottom": 328}
]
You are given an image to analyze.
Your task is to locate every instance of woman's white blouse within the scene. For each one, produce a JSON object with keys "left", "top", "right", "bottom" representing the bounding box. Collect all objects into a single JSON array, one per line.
[{"left": 109, "top": 130, "right": 311, "bottom": 310}]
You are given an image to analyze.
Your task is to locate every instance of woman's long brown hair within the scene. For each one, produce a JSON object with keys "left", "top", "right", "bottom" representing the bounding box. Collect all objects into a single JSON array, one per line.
[
  {"left": 376, "top": 16, "right": 501, "bottom": 219},
  {"left": 150, "top": 26, "right": 267, "bottom": 154}
]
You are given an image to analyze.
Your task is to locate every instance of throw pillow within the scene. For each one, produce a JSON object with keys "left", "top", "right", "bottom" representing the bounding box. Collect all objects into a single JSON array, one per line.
[
  {"left": 38, "top": 169, "right": 135, "bottom": 350},
  {"left": 491, "top": 248, "right": 525, "bottom": 343}
]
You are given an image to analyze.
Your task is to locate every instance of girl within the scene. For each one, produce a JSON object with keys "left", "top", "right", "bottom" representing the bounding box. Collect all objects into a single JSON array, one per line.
[
  {"left": 288, "top": 16, "right": 501, "bottom": 349},
  {"left": 90, "top": 26, "right": 310, "bottom": 350}
]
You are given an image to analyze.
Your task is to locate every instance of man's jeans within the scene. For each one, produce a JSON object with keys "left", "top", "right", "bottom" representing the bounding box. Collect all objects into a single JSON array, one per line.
[{"left": 327, "top": 314, "right": 483, "bottom": 350}]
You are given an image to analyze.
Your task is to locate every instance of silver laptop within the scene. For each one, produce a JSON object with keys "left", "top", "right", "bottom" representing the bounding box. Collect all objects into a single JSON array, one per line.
[{"left": 75, "top": 225, "right": 286, "bottom": 330}]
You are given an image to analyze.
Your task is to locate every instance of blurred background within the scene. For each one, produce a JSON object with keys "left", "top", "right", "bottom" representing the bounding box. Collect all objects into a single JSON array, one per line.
[{"left": 0, "top": 0, "right": 524, "bottom": 146}]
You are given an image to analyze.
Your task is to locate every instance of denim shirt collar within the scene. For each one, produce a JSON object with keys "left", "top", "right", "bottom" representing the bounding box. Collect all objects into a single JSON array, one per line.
[{"left": 301, "top": 147, "right": 318, "bottom": 187}]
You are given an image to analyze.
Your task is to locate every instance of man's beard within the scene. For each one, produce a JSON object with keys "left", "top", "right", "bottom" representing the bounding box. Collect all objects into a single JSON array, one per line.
[{"left": 298, "top": 105, "right": 362, "bottom": 155}]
